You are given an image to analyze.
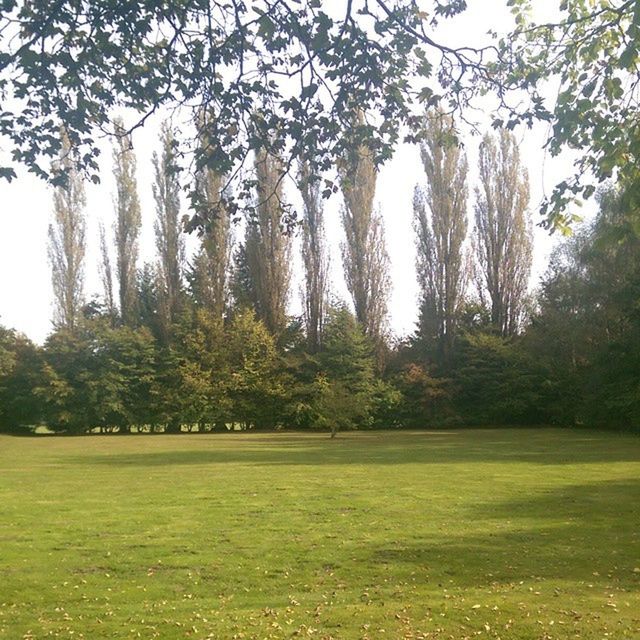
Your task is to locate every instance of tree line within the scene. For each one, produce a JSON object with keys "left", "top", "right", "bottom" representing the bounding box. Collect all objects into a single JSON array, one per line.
[{"left": 0, "top": 112, "right": 637, "bottom": 434}]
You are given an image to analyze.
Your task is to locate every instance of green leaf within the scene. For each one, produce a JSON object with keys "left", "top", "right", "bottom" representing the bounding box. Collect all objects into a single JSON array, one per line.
[
  {"left": 619, "top": 44, "right": 636, "bottom": 69},
  {"left": 257, "top": 14, "right": 275, "bottom": 40},
  {"left": 0, "top": 166, "right": 16, "bottom": 181}
]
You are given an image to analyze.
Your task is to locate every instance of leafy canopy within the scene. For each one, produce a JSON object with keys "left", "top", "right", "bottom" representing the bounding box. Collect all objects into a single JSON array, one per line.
[
  {"left": 0, "top": 1, "right": 638, "bottom": 228},
  {"left": 494, "top": 0, "right": 640, "bottom": 229},
  {"left": 0, "top": 1, "right": 482, "bottom": 217}
]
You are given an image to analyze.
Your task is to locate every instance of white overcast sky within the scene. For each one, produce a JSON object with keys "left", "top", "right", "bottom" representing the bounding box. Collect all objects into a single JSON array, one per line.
[{"left": 0, "top": 2, "right": 593, "bottom": 344}]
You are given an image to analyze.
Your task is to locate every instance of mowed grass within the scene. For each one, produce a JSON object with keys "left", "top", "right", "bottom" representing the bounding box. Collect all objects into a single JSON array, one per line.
[{"left": 1, "top": 429, "right": 639, "bottom": 639}]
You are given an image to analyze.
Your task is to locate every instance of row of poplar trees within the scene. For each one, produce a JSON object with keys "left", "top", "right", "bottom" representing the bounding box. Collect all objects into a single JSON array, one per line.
[{"left": 1, "top": 111, "right": 540, "bottom": 434}]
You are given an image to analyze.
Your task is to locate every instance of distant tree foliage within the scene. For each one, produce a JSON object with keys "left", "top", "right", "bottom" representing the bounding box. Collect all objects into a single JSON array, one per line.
[
  {"left": 298, "top": 160, "right": 330, "bottom": 353},
  {"left": 112, "top": 120, "right": 142, "bottom": 327},
  {"left": 48, "top": 132, "right": 86, "bottom": 332},
  {"left": 339, "top": 141, "right": 390, "bottom": 346},
  {"left": 4, "top": 57, "right": 640, "bottom": 435},
  {"left": 413, "top": 111, "right": 469, "bottom": 364},
  {"left": 473, "top": 130, "right": 532, "bottom": 337},
  {"left": 4, "top": 180, "right": 640, "bottom": 434}
]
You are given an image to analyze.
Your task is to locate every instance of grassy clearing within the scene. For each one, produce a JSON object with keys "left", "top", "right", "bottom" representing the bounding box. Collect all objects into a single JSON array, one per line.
[{"left": 0, "top": 428, "right": 639, "bottom": 639}]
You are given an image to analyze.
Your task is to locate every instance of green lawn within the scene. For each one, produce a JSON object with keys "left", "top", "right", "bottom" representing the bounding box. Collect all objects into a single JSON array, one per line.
[{"left": 0, "top": 429, "right": 639, "bottom": 639}]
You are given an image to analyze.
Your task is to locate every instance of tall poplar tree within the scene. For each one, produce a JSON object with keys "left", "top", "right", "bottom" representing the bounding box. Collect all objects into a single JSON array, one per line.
[
  {"left": 188, "top": 161, "right": 232, "bottom": 319},
  {"left": 152, "top": 122, "right": 185, "bottom": 329},
  {"left": 339, "top": 143, "right": 389, "bottom": 345},
  {"left": 240, "top": 149, "right": 291, "bottom": 335},
  {"left": 98, "top": 221, "right": 117, "bottom": 323},
  {"left": 473, "top": 130, "right": 532, "bottom": 336},
  {"left": 298, "top": 160, "right": 329, "bottom": 352},
  {"left": 112, "top": 119, "right": 142, "bottom": 327},
  {"left": 413, "top": 112, "right": 469, "bottom": 363},
  {"left": 48, "top": 133, "right": 86, "bottom": 331}
]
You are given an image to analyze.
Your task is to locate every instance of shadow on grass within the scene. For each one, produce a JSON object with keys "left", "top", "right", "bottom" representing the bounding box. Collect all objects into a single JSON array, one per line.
[
  {"left": 373, "top": 478, "right": 640, "bottom": 590},
  {"left": 58, "top": 429, "right": 640, "bottom": 467}
]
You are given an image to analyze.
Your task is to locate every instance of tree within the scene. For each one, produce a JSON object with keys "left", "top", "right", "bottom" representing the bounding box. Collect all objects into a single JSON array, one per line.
[
  {"left": 167, "top": 309, "right": 232, "bottom": 431},
  {"left": 495, "top": 1, "right": 640, "bottom": 229},
  {"left": 0, "top": 1, "right": 489, "bottom": 223},
  {"left": 317, "top": 304, "right": 379, "bottom": 435},
  {"left": 0, "top": 328, "right": 43, "bottom": 432},
  {"left": 240, "top": 150, "right": 291, "bottom": 335},
  {"left": 225, "top": 309, "right": 287, "bottom": 429},
  {"left": 39, "top": 318, "right": 158, "bottom": 434},
  {"left": 521, "top": 234, "right": 591, "bottom": 425},
  {"left": 298, "top": 160, "right": 329, "bottom": 353},
  {"left": 340, "top": 140, "right": 390, "bottom": 346},
  {"left": 230, "top": 242, "right": 255, "bottom": 313},
  {"left": 394, "top": 362, "right": 452, "bottom": 427},
  {"left": 98, "top": 221, "right": 117, "bottom": 324},
  {"left": 112, "top": 120, "right": 142, "bottom": 327},
  {"left": 413, "top": 111, "right": 469, "bottom": 364},
  {"left": 48, "top": 133, "right": 86, "bottom": 331},
  {"left": 473, "top": 130, "right": 532, "bottom": 337},
  {"left": 524, "top": 185, "right": 640, "bottom": 427},
  {"left": 153, "top": 122, "right": 185, "bottom": 331},
  {"left": 95, "top": 324, "right": 159, "bottom": 432},
  {"left": 0, "top": 327, "right": 14, "bottom": 379},
  {"left": 1, "top": 2, "right": 637, "bottom": 232},
  {"left": 451, "top": 331, "right": 547, "bottom": 426},
  {"left": 137, "top": 262, "right": 163, "bottom": 339},
  {"left": 187, "top": 152, "right": 232, "bottom": 319}
]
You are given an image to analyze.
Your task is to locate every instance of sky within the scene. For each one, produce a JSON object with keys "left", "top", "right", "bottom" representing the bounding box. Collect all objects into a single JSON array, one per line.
[{"left": 0, "top": 2, "right": 593, "bottom": 344}]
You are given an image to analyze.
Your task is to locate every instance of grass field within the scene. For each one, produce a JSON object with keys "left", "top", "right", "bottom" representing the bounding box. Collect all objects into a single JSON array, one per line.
[{"left": 0, "top": 429, "right": 639, "bottom": 639}]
